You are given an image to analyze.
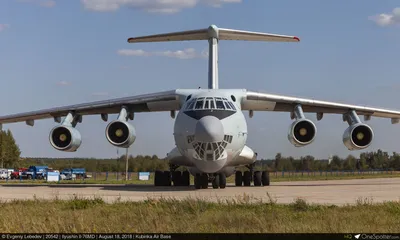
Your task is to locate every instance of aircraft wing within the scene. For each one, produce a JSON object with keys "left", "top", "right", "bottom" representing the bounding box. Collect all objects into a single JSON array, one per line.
[
  {"left": 243, "top": 91, "right": 400, "bottom": 122},
  {"left": 0, "top": 90, "right": 180, "bottom": 125}
]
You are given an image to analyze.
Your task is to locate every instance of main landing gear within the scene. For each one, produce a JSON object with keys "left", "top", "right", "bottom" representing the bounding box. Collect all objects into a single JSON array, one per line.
[
  {"left": 235, "top": 163, "right": 270, "bottom": 187},
  {"left": 154, "top": 164, "right": 190, "bottom": 187}
]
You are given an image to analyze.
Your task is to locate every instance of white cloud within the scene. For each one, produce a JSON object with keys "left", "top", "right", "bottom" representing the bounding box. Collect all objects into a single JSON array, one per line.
[
  {"left": 81, "top": 0, "right": 241, "bottom": 13},
  {"left": 203, "top": 0, "right": 241, "bottom": 8},
  {"left": 369, "top": 8, "right": 400, "bottom": 27},
  {"left": 57, "top": 81, "right": 70, "bottom": 86},
  {"left": 0, "top": 24, "right": 9, "bottom": 32},
  {"left": 117, "top": 48, "right": 207, "bottom": 59}
]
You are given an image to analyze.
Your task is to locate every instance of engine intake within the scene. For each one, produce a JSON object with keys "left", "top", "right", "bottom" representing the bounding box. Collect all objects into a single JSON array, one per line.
[
  {"left": 343, "top": 123, "right": 373, "bottom": 150},
  {"left": 105, "top": 120, "right": 136, "bottom": 148},
  {"left": 288, "top": 119, "right": 317, "bottom": 147},
  {"left": 49, "top": 125, "right": 82, "bottom": 152}
]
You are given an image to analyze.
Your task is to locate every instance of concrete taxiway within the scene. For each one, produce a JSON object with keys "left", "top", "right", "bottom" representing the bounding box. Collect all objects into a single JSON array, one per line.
[{"left": 0, "top": 178, "right": 399, "bottom": 205}]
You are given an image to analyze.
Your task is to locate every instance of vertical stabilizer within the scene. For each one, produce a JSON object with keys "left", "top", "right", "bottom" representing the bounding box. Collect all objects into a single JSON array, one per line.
[{"left": 207, "top": 25, "right": 219, "bottom": 89}]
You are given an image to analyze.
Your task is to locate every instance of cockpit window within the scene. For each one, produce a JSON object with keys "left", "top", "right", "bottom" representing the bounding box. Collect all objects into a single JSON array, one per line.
[
  {"left": 210, "top": 100, "right": 215, "bottom": 109},
  {"left": 223, "top": 101, "right": 231, "bottom": 110},
  {"left": 215, "top": 99, "right": 225, "bottom": 109},
  {"left": 195, "top": 98, "right": 204, "bottom": 109},
  {"left": 184, "top": 96, "right": 237, "bottom": 112},
  {"left": 228, "top": 102, "right": 236, "bottom": 110},
  {"left": 204, "top": 100, "right": 209, "bottom": 109},
  {"left": 205, "top": 97, "right": 214, "bottom": 109},
  {"left": 186, "top": 99, "right": 196, "bottom": 110}
]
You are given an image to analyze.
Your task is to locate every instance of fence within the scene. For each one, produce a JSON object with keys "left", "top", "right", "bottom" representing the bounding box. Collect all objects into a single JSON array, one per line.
[
  {"left": 270, "top": 169, "right": 397, "bottom": 178},
  {"left": 1, "top": 169, "right": 398, "bottom": 182}
]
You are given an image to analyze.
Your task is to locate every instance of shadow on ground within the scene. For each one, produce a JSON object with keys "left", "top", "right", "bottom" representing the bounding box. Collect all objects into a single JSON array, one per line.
[{"left": 0, "top": 179, "right": 394, "bottom": 192}]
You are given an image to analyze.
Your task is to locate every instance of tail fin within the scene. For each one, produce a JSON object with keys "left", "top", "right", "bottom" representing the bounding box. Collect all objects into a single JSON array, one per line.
[{"left": 127, "top": 25, "right": 300, "bottom": 89}]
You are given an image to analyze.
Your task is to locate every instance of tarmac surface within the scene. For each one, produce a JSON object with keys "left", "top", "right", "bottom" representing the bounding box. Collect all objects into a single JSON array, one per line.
[{"left": 0, "top": 178, "right": 399, "bottom": 205}]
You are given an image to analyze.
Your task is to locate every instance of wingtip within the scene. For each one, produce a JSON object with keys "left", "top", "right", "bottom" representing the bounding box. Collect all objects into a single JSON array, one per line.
[
  {"left": 127, "top": 37, "right": 138, "bottom": 43},
  {"left": 293, "top": 36, "right": 300, "bottom": 42}
]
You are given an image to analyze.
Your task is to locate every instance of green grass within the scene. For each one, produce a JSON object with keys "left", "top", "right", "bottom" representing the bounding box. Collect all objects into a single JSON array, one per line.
[
  {"left": 0, "top": 195, "right": 399, "bottom": 233},
  {"left": 1, "top": 171, "right": 400, "bottom": 185}
]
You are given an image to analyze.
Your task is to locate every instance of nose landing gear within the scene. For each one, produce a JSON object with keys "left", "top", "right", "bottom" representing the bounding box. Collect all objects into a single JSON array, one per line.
[
  {"left": 194, "top": 173, "right": 208, "bottom": 189},
  {"left": 212, "top": 173, "right": 226, "bottom": 189},
  {"left": 194, "top": 173, "right": 226, "bottom": 189}
]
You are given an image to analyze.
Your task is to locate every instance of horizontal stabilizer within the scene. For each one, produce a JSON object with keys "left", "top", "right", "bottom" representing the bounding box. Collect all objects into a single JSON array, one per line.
[
  {"left": 128, "top": 28, "right": 209, "bottom": 43},
  {"left": 127, "top": 25, "right": 300, "bottom": 43},
  {"left": 218, "top": 28, "right": 299, "bottom": 42}
]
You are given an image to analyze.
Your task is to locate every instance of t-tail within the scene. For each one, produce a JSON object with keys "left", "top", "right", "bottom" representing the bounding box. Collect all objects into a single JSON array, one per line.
[{"left": 127, "top": 25, "right": 300, "bottom": 89}]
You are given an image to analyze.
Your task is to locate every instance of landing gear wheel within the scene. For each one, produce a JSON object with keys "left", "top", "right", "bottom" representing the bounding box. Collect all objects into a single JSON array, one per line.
[
  {"left": 182, "top": 171, "right": 190, "bottom": 186},
  {"left": 172, "top": 171, "right": 182, "bottom": 186},
  {"left": 235, "top": 171, "right": 243, "bottom": 186},
  {"left": 163, "top": 171, "right": 171, "bottom": 186},
  {"left": 154, "top": 170, "right": 163, "bottom": 186},
  {"left": 261, "top": 171, "right": 270, "bottom": 186},
  {"left": 243, "top": 171, "right": 251, "bottom": 186},
  {"left": 219, "top": 173, "right": 226, "bottom": 189},
  {"left": 194, "top": 174, "right": 202, "bottom": 189},
  {"left": 212, "top": 174, "right": 220, "bottom": 189},
  {"left": 254, "top": 171, "right": 262, "bottom": 186},
  {"left": 201, "top": 173, "right": 208, "bottom": 189}
]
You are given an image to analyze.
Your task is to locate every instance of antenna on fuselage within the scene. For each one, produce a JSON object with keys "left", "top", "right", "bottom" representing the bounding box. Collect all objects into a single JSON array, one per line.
[{"left": 127, "top": 25, "right": 300, "bottom": 90}]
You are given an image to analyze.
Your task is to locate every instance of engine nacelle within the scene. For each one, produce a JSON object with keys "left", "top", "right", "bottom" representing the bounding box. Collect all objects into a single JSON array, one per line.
[
  {"left": 288, "top": 119, "right": 317, "bottom": 147},
  {"left": 49, "top": 125, "right": 82, "bottom": 152},
  {"left": 343, "top": 123, "right": 373, "bottom": 150},
  {"left": 105, "top": 120, "right": 136, "bottom": 148}
]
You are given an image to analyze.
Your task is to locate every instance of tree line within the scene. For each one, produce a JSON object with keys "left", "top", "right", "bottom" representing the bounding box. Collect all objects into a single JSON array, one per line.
[
  {"left": 0, "top": 130, "right": 21, "bottom": 168},
  {"left": 20, "top": 149, "right": 400, "bottom": 172},
  {"left": 266, "top": 150, "right": 400, "bottom": 172},
  {"left": 1, "top": 128, "right": 400, "bottom": 172}
]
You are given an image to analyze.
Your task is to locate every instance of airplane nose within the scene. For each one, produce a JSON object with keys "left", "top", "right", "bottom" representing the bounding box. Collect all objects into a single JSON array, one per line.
[{"left": 195, "top": 116, "right": 224, "bottom": 142}]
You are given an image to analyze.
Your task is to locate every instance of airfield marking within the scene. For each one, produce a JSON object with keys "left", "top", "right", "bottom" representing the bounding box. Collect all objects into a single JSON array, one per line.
[{"left": 0, "top": 178, "right": 399, "bottom": 205}]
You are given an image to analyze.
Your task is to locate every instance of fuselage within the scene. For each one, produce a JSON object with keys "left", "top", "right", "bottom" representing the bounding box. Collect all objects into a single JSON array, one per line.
[{"left": 173, "top": 91, "right": 248, "bottom": 174}]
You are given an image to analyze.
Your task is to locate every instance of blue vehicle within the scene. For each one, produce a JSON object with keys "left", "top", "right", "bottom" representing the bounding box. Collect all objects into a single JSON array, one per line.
[
  {"left": 21, "top": 166, "right": 48, "bottom": 180},
  {"left": 61, "top": 168, "right": 86, "bottom": 179}
]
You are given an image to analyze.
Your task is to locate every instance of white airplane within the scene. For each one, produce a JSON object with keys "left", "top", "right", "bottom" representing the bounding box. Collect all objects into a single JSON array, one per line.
[{"left": 1, "top": 25, "right": 400, "bottom": 189}]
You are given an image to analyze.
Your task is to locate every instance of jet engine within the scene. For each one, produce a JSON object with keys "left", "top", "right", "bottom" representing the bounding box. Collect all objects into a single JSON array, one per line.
[
  {"left": 49, "top": 125, "right": 82, "bottom": 152},
  {"left": 288, "top": 119, "right": 317, "bottom": 147},
  {"left": 343, "top": 123, "right": 373, "bottom": 150},
  {"left": 105, "top": 120, "right": 136, "bottom": 148}
]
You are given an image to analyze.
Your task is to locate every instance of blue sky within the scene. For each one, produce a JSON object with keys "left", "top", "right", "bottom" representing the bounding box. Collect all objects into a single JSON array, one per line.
[{"left": 1, "top": 0, "right": 400, "bottom": 159}]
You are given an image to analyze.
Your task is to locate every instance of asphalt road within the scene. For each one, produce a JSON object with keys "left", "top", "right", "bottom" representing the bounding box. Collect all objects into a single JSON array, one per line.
[{"left": 1, "top": 178, "right": 399, "bottom": 205}]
